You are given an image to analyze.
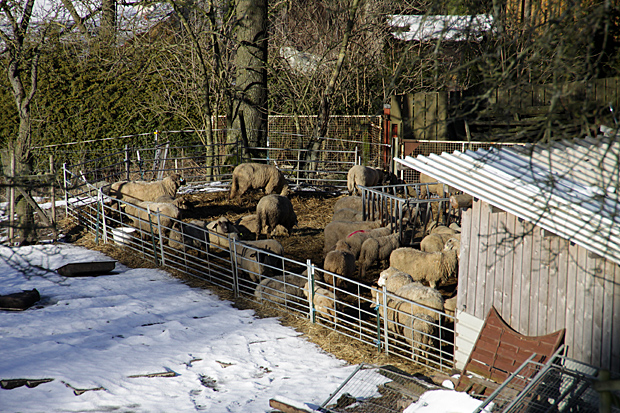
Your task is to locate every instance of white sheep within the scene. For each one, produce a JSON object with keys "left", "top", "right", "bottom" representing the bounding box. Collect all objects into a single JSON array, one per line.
[
  {"left": 420, "top": 233, "right": 453, "bottom": 253},
  {"left": 340, "top": 226, "right": 392, "bottom": 259},
  {"left": 110, "top": 173, "right": 184, "bottom": 204},
  {"left": 229, "top": 163, "right": 289, "bottom": 199},
  {"left": 124, "top": 201, "right": 181, "bottom": 237},
  {"left": 418, "top": 172, "right": 454, "bottom": 199},
  {"left": 256, "top": 194, "right": 298, "bottom": 239},
  {"left": 254, "top": 274, "right": 307, "bottom": 304},
  {"left": 303, "top": 282, "right": 338, "bottom": 323},
  {"left": 430, "top": 224, "right": 457, "bottom": 235},
  {"left": 389, "top": 248, "right": 459, "bottom": 289},
  {"left": 235, "top": 239, "right": 284, "bottom": 283},
  {"left": 323, "top": 220, "right": 383, "bottom": 256},
  {"left": 154, "top": 194, "right": 191, "bottom": 211},
  {"left": 323, "top": 244, "right": 356, "bottom": 290},
  {"left": 444, "top": 295, "right": 457, "bottom": 317},
  {"left": 168, "top": 219, "right": 209, "bottom": 252},
  {"left": 347, "top": 165, "right": 386, "bottom": 196},
  {"left": 358, "top": 233, "right": 400, "bottom": 279},
  {"left": 371, "top": 267, "right": 414, "bottom": 305},
  {"left": 387, "top": 282, "right": 445, "bottom": 358},
  {"left": 206, "top": 217, "right": 240, "bottom": 249},
  {"left": 443, "top": 234, "right": 461, "bottom": 259},
  {"left": 333, "top": 195, "right": 363, "bottom": 213}
]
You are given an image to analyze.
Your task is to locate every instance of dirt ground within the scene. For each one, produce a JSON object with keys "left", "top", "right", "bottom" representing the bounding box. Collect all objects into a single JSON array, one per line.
[{"left": 62, "top": 188, "right": 444, "bottom": 378}]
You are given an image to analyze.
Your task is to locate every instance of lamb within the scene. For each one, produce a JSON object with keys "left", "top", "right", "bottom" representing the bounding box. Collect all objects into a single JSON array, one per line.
[
  {"left": 323, "top": 243, "right": 356, "bottom": 290},
  {"left": 110, "top": 173, "right": 184, "bottom": 204},
  {"left": 347, "top": 165, "right": 386, "bottom": 196},
  {"left": 340, "top": 226, "right": 392, "bottom": 259},
  {"left": 332, "top": 207, "right": 365, "bottom": 222},
  {"left": 236, "top": 239, "right": 284, "bottom": 283},
  {"left": 256, "top": 194, "right": 298, "bottom": 240},
  {"left": 206, "top": 217, "right": 240, "bottom": 249},
  {"left": 358, "top": 233, "right": 401, "bottom": 279},
  {"left": 387, "top": 282, "right": 445, "bottom": 358},
  {"left": 168, "top": 219, "right": 209, "bottom": 252},
  {"left": 254, "top": 274, "right": 307, "bottom": 304},
  {"left": 333, "top": 196, "right": 363, "bottom": 213},
  {"left": 229, "top": 163, "right": 289, "bottom": 199},
  {"left": 389, "top": 248, "right": 459, "bottom": 289},
  {"left": 124, "top": 201, "right": 181, "bottom": 236},
  {"left": 420, "top": 233, "right": 453, "bottom": 253},
  {"left": 303, "top": 282, "right": 338, "bottom": 323},
  {"left": 323, "top": 220, "right": 383, "bottom": 256}
]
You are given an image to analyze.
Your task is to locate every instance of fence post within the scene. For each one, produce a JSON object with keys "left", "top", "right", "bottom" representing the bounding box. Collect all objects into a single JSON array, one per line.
[
  {"left": 62, "top": 163, "right": 68, "bottom": 219},
  {"left": 231, "top": 239, "right": 239, "bottom": 298},
  {"left": 306, "top": 259, "right": 315, "bottom": 323},
  {"left": 49, "top": 154, "right": 56, "bottom": 225},
  {"left": 8, "top": 151, "right": 15, "bottom": 245},
  {"left": 156, "top": 210, "right": 166, "bottom": 267},
  {"left": 124, "top": 145, "right": 130, "bottom": 181},
  {"left": 382, "top": 285, "right": 389, "bottom": 353},
  {"left": 99, "top": 190, "right": 108, "bottom": 243}
]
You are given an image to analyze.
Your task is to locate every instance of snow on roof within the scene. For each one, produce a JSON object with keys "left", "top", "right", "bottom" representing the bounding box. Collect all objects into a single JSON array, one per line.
[
  {"left": 395, "top": 131, "right": 620, "bottom": 265},
  {"left": 386, "top": 14, "right": 494, "bottom": 42}
]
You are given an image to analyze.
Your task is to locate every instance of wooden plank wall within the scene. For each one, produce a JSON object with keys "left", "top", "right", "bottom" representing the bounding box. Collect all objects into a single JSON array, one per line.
[
  {"left": 457, "top": 200, "right": 620, "bottom": 372},
  {"left": 413, "top": 92, "right": 448, "bottom": 141}
]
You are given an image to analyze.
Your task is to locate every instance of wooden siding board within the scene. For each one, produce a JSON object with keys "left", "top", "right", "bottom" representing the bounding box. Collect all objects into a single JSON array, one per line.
[
  {"left": 511, "top": 216, "right": 525, "bottom": 329},
  {"left": 458, "top": 208, "right": 472, "bottom": 313},
  {"left": 565, "top": 242, "right": 579, "bottom": 361},
  {"left": 503, "top": 213, "right": 516, "bottom": 324},
  {"left": 519, "top": 221, "right": 533, "bottom": 335},
  {"left": 613, "top": 263, "right": 620, "bottom": 372},
  {"left": 544, "top": 235, "right": 559, "bottom": 334},
  {"left": 494, "top": 211, "right": 507, "bottom": 318},
  {"left": 591, "top": 256, "right": 605, "bottom": 368},
  {"left": 468, "top": 201, "right": 482, "bottom": 317},
  {"left": 573, "top": 245, "right": 587, "bottom": 363},
  {"left": 530, "top": 226, "right": 542, "bottom": 335},
  {"left": 555, "top": 238, "right": 569, "bottom": 334},
  {"left": 480, "top": 201, "right": 493, "bottom": 318},
  {"left": 583, "top": 248, "right": 596, "bottom": 367}
]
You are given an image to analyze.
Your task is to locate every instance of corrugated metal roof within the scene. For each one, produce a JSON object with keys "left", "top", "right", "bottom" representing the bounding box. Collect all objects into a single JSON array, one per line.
[{"left": 395, "top": 135, "right": 620, "bottom": 265}]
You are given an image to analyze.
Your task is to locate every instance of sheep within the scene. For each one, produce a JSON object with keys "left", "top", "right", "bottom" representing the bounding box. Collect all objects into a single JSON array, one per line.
[
  {"left": 323, "top": 220, "right": 383, "bottom": 256},
  {"left": 358, "top": 233, "right": 401, "bottom": 279},
  {"left": 206, "top": 217, "right": 240, "bottom": 249},
  {"left": 387, "top": 282, "right": 445, "bottom": 358},
  {"left": 303, "top": 282, "right": 338, "bottom": 323},
  {"left": 229, "top": 163, "right": 289, "bottom": 199},
  {"left": 235, "top": 214, "right": 260, "bottom": 238},
  {"left": 110, "top": 173, "right": 184, "bottom": 204},
  {"left": 323, "top": 244, "right": 356, "bottom": 290},
  {"left": 124, "top": 201, "right": 180, "bottom": 236},
  {"left": 256, "top": 194, "right": 298, "bottom": 240},
  {"left": 371, "top": 267, "right": 414, "bottom": 305},
  {"left": 154, "top": 194, "right": 191, "bottom": 211},
  {"left": 333, "top": 196, "right": 363, "bottom": 213},
  {"left": 418, "top": 172, "right": 454, "bottom": 199},
  {"left": 430, "top": 225, "right": 457, "bottom": 235},
  {"left": 444, "top": 295, "right": 458, "bottom": 317},
  {"left": 254, "top": 274, "right": 307, "bottom": 304},
  {"left": 340, "top": 226, "right": 393, "bottom": 259},
  {"left": 420, "top": 233, "right": 453, "bottom": 253},
  {"left": 347, "top": 165, "right": 386, "bottom": 196},
  {"left": 332, "top": 207, "right": 365, "bottom": 222},
  {"left": 235, "top": 239, "right": 284, "bottom": 283},
  {"left": 389, "top": 248, "right": 459, "bottom": 289},
  {"left": 168, "top": 219, "right": 209, "bottom": 252},
  {"left": 443, "top": 235, "right": 461, "bottom": 259}
]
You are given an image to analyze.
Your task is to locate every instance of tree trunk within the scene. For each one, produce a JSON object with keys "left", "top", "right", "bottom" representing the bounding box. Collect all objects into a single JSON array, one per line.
[{"left": 229, "top": 0, "right": 268, "bottom": 161}]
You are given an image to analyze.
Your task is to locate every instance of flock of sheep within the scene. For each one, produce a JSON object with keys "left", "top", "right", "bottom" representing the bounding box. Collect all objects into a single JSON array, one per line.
[{"left": 106, "top": 162, "right": 461, "bottom": 360}]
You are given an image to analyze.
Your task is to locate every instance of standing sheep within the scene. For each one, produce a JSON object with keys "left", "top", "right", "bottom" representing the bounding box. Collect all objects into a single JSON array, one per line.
[
  {"left": 235, "top": 239, "right": 284, "bottom": 283},
  {"left": 110, "top": 173, "right": 185, "bottom": 203},
  {"left": 124, "top": 201, "right": 181, "bottom": 237},
  {"left": 323, "top": 243, "right": 356, "bottom": 290},
  {"left": 341, "top": 227, "right": 392, "bottom": 259},
  {"left": 256, "top": 194, "right": 298, "bottom": 239},
  {"left": 371, "top": 267, "right": 415, "bottom": 305},
  {"left": 389, "top": 248, "right": 459, "bottom": 289},
  {"left": 347, "top": 165, "right": 386, "bottom": 196},
  {"left": 229, "top": 163, "right": 289, "bottom": 199},
  {"left": 333, "top": 196, "right": 363, "bottom": 213},
  {"left": 358, "top": 233, "right": 401, "bottom": 279},
  {"left": 420, "top": 233, "right": 453, "bottom": 253},
  {"left": 323, "top": 220, "right": 383, "bottom": 256}
]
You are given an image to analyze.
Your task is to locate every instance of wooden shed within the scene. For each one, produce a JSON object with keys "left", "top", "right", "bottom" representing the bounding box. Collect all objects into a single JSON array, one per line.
[{"left": 395, "top": 130, "right": 620, "bottom": 373}]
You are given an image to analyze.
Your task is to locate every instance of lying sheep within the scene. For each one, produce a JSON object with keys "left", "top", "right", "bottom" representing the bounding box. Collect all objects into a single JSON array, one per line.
[
  {"left": 168, "top": 219, "right": 209, "bottom": 252},
  {"left": 229, "top": 163, "right": 289, "bottom": 199},
  {"left": 206, "top": 217, "right": 240, "bottom": 249},
  {"left": 124, "top": 201, "right": 180, "bottom": 236},
  {"left": 323, "top": 243, "right": 356, "bottom": 290},
  {"left": 347, "top": 165, "right": 386, "bottom": 196},
  {"left": 332, "top": 207, "right": 365, "bottom": 222},
  {"left": 358, "top": 233, "right": 401, "bottom": 279},
  {"left": 387, "top": 282, "right": 445, "bottom": 358},
  {"left": 154, "top": 194, "right": 191, "bottom": 211},
  {"left": 256, "top": 194, "right": 298, "bottom": 239},
  {"left": 236, "top": 239, "right": 284, "bottom": 283},
  {"left": 420, "top": 233, "right": 453, "bottom": 253},
  {"left": 110, "top": 173, "right": 184, "bottom": 203},
  {"left": 303, "top": 282, "right": 338, "bottom": 323},
  {"left": 430, "top": 225, "right": 457, "bottom": 235},
  {"left": 341, "top": 227, "right": 392, "bottom": 259},
  {"left": 323, "top": 220, "right": 383, "bottom": 256},
  {"left": 235, "top": 214, "right": 260, "bottom": 237},
  {"left": 389, "top": 248, "right": 459, "bottom": 289},
  {"left": 333, "top": 196, "right": 363, "bottom": 213},
  {"left": 254, "top": 274, "right": 307, "bottom": 304}
]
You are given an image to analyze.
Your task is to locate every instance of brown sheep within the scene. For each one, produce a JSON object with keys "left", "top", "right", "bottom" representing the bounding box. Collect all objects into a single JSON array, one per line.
[
  {"left": 110, "top": 173, "right": 184, "bottom": 204},
  {"left": 229, "top": 163, "right": 289, "bottom": 199},
  {"left": 124, "top": 201, "right": 181, "bottom": 237},
  {"left": 256, "top": 195, "right": 297, "bottom": 239},
  {"left": 358, "top": 233, "right": 401, "bottom": 279},
  {"left": 347, "top": 165, "right": 386, "bottom": 196},
  {"left": 323, "top": 220, "right": 383, "bottom": 256}
]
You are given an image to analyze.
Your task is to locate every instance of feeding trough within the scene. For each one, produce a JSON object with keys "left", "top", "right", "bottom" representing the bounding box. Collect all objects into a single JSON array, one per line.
[
  {"left": 0, "top": 289, "right": 41, "bottom": 311},
  {"left": 56, "top": 261, "right": 117, "bottom": 277}
]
